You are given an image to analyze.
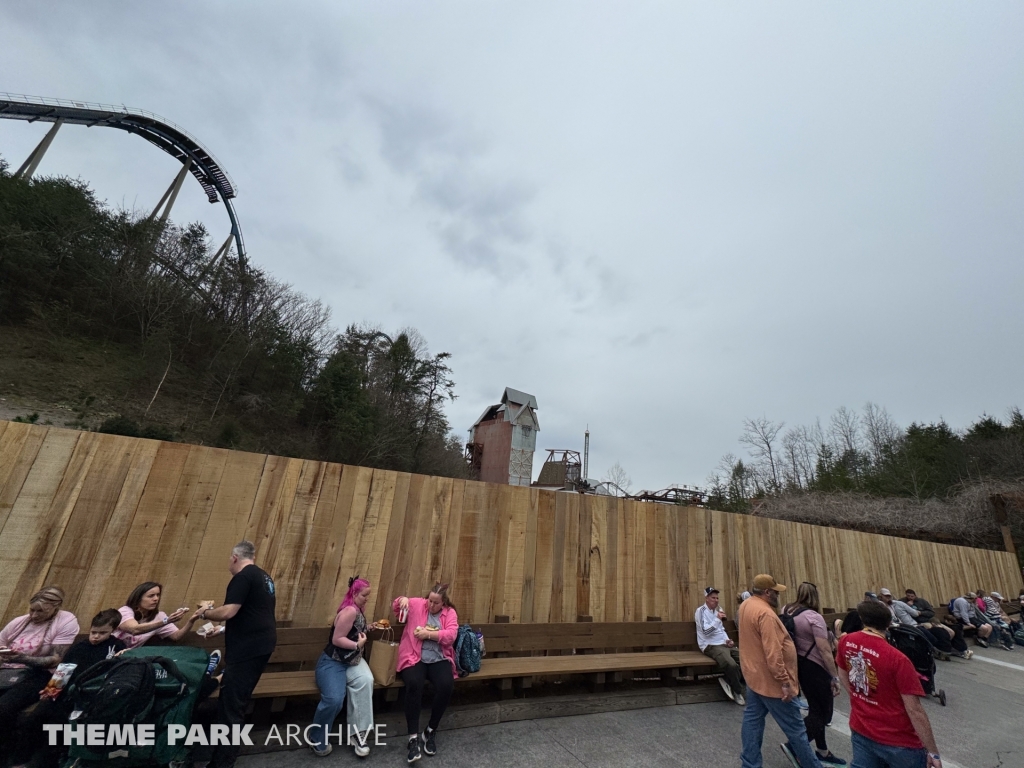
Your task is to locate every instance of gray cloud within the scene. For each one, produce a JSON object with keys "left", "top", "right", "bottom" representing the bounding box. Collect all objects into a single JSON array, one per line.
[{"left": 2, "top": 2, "right": 1023, "bottom": 490}]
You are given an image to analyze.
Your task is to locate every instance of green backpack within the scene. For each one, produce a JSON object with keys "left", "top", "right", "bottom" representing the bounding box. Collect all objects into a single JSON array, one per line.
[{"left": 64, "top": 645, "right": 210, "bottom": 767}]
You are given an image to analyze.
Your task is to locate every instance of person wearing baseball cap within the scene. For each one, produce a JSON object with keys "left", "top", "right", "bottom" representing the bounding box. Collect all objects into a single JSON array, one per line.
[
  {"left": 738, "top": 575, "right": 823, "bottom": 768},
  {"left": 695, "top": 586, "right": 745, "bottom": 706}
]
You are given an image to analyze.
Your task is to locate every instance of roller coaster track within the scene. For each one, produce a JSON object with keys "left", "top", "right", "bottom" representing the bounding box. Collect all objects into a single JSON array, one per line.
[{"left": 0, "top": 93, "right": 249, "bottom": 318}]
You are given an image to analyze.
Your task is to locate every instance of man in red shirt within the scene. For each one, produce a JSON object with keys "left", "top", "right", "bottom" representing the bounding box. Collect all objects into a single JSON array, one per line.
[{"left": 837, "top": 600, "right": 943, "bottom": 768}]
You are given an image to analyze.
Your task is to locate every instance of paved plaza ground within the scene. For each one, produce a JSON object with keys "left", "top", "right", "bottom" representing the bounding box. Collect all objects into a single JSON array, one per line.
[{"left": 238, "top": 644, "right": 1022, "bottom": 768}]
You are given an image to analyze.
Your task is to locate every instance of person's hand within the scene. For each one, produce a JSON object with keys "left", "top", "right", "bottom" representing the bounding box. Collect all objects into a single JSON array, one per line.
[
  {"left": 780, "top": 682, "right": 795, "bottom": 703},
  {"left": 167, "top": 607, "right": 188, "bottom": 623},
  {"left": 725, "top": 639, "right": 735, "bottom": 648},
  {"left": 190, "top": 609, "right": 206, "bottom": 623},
  {"left": 356, "top": 632, "right": 367, "bottom": 649},
  {"left": 398, "top": 597, "right": 410, "bottom": 611},
  {"left": 830, "top": 679, "right": 841, "bottom": 697},
  {"left": 413, "top": 626, "right": 432, "bottom": 641},
  {"left": 717, "top": 610, "right": 727, "bottom": 619},
  {"left": 927, "top": 754, "right": 942, "bottom": 768}
]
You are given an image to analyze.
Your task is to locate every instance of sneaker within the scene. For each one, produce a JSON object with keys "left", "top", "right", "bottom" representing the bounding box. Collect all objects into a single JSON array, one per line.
[
  {"left": 421, "top": 726, "right": 437, "bottom": 756},
  {"left": 817, "top": 751, "right": 847, "bottom": 766},
  {"left": 206, "top": 649, "right": 222, "bottom": 676},
  {"left": 780, "top": 742, "right": 800, "bottom": 768},
  {"left": 976, "top": 636, "right": 988, "bottom": 648},
  {"left": 734, "top": 692, "right": 746, "bottom": 707},
  {"left": 407, "top": 736, "right": 421, "bottom": 764},
  {"left": 310, "top": 743, "right": 333, "bottom": 757},
  {"left": 354, "top": 742, "right": 370, "bottom": 757},
  {"left": 718, "top": 677, "right": 735, "bottom": 701}
]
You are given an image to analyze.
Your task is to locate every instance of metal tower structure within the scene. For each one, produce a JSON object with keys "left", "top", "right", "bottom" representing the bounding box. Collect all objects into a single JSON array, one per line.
[{"left": 0, "top": 92, "right": 248, "bottom": 317}]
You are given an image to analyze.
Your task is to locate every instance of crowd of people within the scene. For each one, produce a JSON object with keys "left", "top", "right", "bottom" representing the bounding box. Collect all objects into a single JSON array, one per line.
[
  {"left": 0, "top": 541, "right": 461, "bottom": 768},
  {"left": 1, "top": 541, "right": 1019, "bottom": 768},
  {"left": 697, "top": 574, "right": 1023, "bottom": 768}
]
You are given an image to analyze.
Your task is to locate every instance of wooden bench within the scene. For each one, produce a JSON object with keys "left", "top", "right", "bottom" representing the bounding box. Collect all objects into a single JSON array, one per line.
[{"left": 138, "top": 619, "right": 720, "bottom": 709}]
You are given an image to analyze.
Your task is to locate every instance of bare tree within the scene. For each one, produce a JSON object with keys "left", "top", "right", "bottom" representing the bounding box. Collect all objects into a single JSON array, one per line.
[
  {"left": 603, "top": 461, "right": 632, "bottom": 496},
  {"left": 740, "top": 416, "right": 785, "bottom": 492},
  {"left": 829, "top": 406, "right": 862, "bottom": 456},
  {"left": 863, "top": 402, "right": 902, "bottom": 466},
  {"left": 781, "top": 425, "right": 817, "bottom": 490}
]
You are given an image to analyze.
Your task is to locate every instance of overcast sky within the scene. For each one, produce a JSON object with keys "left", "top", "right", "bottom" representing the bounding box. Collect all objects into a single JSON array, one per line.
[{"left": 3, "top": 3, "right": 1023, "bottom": 490}]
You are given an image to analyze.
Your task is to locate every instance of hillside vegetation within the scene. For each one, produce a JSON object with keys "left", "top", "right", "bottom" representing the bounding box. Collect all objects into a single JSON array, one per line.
[
  {"left": 709, "top": 405, "right": 1024, "bottom": 555},
  {"left": 0, "top": 159, "right": 468, "bottom": 478}
]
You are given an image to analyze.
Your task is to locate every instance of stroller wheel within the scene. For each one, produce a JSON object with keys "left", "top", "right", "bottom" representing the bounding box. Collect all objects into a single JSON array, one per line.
[{"left": 938, "top": 689, "right": 947, "bottom": 706}]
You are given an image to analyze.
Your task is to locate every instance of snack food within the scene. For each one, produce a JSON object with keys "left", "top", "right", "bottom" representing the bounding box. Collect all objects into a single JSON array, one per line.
[
  {"left": 41, "top": 663, "right": 77, "bottom": 700},
  {"left": 375, "top": 618, "right": 391, "bottom": 629},
  {"left": 198, "top": 600, "right": 215, "bottom": 610}
]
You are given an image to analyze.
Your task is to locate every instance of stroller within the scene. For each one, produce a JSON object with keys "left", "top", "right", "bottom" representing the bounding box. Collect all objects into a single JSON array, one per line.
[
  {"left": 888, "top": 624, "right": 946, "bottom": 706},
  {"left": 62, "top": 645, "right": 211, "bottom": 767}
]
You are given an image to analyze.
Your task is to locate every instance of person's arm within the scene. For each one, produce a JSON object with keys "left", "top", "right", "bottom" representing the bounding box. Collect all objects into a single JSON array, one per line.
[
  {"left": 118, "top": 607, "right": 189, "bottom": 636},
  {"left": 902, "top": 694, "right": 941, "bottom": 766},
  {"left": 9, "top": 643, "right": 71, "bottom": 668},
  {"left": 759, "top": 613, "right": 794, "bottom": 695},
  {"left": 393, "top": 596, "right": 410, "bottom": 616},
  {"left": 436, "top": 609, "right": 459, "bottom": 647},
  {"left": 194, "top": 604, "right": 240, "bottom": 622},
  {"left": 331, "top": 607, "right": 365, "bottom": 650}
]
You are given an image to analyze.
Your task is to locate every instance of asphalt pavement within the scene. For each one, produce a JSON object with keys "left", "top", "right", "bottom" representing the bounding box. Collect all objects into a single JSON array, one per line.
[{"left": 239, "top": 644, "right": 1023, "bottom": 768}]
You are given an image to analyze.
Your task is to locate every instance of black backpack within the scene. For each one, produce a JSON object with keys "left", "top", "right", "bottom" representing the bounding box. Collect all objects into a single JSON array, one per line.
[
  {"left": 69, "top": 656, "right": 185, "bottom": 728},
  {"left": 779, "top": 606, "right": 812, "bottom": 657}
]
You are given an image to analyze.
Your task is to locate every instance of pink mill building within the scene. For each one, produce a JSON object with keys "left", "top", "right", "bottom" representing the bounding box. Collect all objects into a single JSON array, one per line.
[{"left": 466, "top": 388, "right": 539, "bottom": 486}]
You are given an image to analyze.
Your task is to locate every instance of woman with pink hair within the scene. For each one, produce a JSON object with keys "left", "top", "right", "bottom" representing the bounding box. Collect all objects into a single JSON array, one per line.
[{"left": 310, "top": 576, "right": 375, "bottom": 758}]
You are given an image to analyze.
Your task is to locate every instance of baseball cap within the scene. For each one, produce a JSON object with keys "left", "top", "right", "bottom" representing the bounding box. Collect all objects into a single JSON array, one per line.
[
  {"left": 879, "top": 588, "right": 892, "bottom": 596},
  {"left": 704, "top": 586, "right": 720, "bottom": 596},
  {"left": 740, "top": 591, "right": 751, "bottom": 601},
  {"left": 751, "top": 574, "right": 786, "bottom": 592},
  {"left": 991, "top": 592, "right": 1004, "bottom": 600},
  {"left": 864, "top": 591, "right": 878, "bottom": 600}
]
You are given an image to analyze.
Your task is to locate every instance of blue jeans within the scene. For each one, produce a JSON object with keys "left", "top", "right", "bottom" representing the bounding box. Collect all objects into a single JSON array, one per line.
[
  {"left": 851, "top": 731, "right": 927, "bottom": 768},
  {"left": 311, "top": 653, "right": 375, "bottom": 749},
  {"left": 741, "top": 688, "right": 823, "bottom": 768}
]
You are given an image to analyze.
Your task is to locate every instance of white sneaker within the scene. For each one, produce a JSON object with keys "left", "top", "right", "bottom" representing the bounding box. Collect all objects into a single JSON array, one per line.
[
  {"left": 734, "top": 692, "right": 746, "bottom": 706},
  {"left": 311, "top": 743, "right": 333, "bottom": 757},
  {"left": 718, "top": 677, "right": 735, "bottom": 701},
  {"left": 354, "top": 743, "right": 370, "bottom": 757}
]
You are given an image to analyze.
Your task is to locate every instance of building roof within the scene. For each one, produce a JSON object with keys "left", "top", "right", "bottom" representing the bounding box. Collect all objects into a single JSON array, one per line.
[{"left": 502, "top": 388, "right": 538, "bottom": 410}]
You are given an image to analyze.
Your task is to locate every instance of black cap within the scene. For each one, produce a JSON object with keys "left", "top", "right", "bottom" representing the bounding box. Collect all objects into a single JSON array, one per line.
[{"left": 704, "top": 586, "right": 720, "bottom": 596}]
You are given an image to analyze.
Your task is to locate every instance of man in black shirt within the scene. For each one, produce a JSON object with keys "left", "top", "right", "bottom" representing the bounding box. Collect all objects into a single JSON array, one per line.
[
  {"left": 11, "top": 609, "right": 126, "bottom": 767},
  {"left": 193, "top": 540, "right": 277, "bottom": 768}
]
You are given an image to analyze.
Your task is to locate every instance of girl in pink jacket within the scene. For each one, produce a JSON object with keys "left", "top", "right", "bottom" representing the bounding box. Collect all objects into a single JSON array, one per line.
[{"left": 392, "top": 583, "right": 458, "bottom": 764}]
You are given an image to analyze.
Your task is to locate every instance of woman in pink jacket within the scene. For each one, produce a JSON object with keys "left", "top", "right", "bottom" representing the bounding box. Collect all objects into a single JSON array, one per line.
[{"left": 393, "top": 583, "right": 458, "bottom": 764}]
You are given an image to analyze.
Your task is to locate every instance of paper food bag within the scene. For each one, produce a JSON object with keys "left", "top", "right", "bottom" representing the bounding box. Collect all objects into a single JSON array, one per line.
[{"left": 367, "top": 628, "right": 399, "bottom": 687}]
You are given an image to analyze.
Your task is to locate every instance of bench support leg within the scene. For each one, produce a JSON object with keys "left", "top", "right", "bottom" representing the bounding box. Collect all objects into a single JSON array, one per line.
[
  {"left": 513, "top": 676, "right": 532, "bottom": 697},
  {"left": 586, "top": 672, "right": 606, "bottom": 693},
  {"left": 492, "top": 677, "right": 515, "bottom": 700},
  {"left": 385, "top": 687, "right": 400, "bottom": 704},
  {"left": 270, "top": 697, "right": 287, "bottom": 713},
  {"left": 660, "top": 667, "right": 681, "bottom": 686}
]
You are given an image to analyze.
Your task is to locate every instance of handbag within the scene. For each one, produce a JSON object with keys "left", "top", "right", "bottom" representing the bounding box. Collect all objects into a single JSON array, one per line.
[
  {"left": 0, "top": 667, "right": 31, "bottom": 691},
  {"left": 367, "top": 627, "right": 399, "bottom": 687}
]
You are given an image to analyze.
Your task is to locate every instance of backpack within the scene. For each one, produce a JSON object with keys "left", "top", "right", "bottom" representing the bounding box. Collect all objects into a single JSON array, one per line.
[
  {"left": 65, "top": 647, "right": 207, "bottom": 767},
  {"left": 779, "top": 606, "right": 812, "bottom": 658},
  {"left": 1014, "top": 624, "right": 1024, "bottom": 647},
  {"left": 70, "top": 657, "right": 163, "bottom": 727},
  {"left": 454, "top": 624, "right": 483, "bottom": 677}
]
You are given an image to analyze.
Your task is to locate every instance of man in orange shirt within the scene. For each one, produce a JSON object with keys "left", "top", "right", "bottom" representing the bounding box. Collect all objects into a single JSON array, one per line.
[{"left": 739, "top": 574, "right": 823, "bottom": 768}]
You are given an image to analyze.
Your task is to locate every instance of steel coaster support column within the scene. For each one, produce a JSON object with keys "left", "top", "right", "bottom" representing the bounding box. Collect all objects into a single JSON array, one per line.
[
  {"left": 147, "top": 157, "right": 193, "bottom": 225},
  {"left": 14, "top": 118, "right": 64, "bottom": 179}
]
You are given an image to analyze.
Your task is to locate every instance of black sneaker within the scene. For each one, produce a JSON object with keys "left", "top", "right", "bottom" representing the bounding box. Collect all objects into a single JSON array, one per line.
[
  {"left": 976, "top": 636, "right": 988, "bottom": 648},
  {"left": 407, "top": 736, "right": 422, "bottom": 763},
  {"left": 421, "top": 726, "right": 437, "bottom": 756}
]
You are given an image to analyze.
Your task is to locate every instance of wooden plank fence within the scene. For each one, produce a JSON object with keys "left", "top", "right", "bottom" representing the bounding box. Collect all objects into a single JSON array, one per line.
[{"left": 0, "top": 421, "right": 1020, "bottom": 628}]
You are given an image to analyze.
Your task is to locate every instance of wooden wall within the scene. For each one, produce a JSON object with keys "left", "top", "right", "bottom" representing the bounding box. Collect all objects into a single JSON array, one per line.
[{"left": 1, "top": 421, "right": 1020, "bottom": 628}]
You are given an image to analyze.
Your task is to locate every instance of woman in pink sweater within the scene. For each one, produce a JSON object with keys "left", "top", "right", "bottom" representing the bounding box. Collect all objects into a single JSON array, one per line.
[{"left": 392, "top": 583, "right": 458, "bottom": 764}]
